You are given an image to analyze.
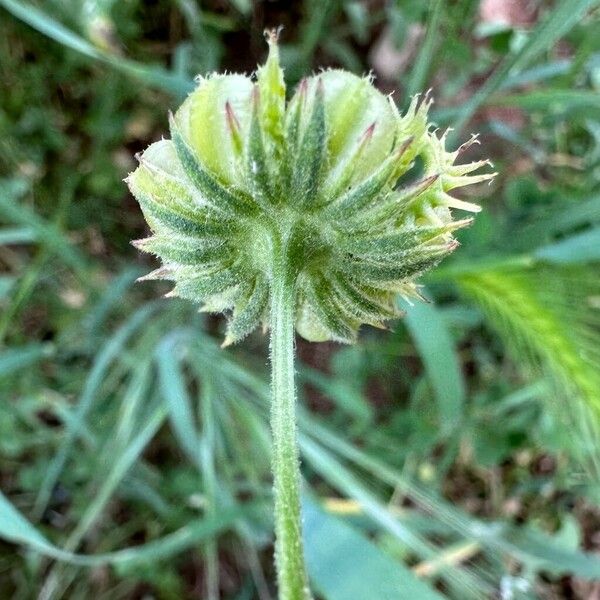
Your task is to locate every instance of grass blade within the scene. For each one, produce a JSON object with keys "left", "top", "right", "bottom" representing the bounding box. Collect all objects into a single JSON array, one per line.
[
  {"left": 0, "top": 178, "right": 87, "bottom": 275},
  {"left": 451, "top": 0, "right": 598, "bottom": 137},
  {"left": 404, "top": 0, "right": 443, "bottom": 100},
  {"left": 0, "top": 227, "right": 37, "bottom": 245},
  {"left": 156, "top": 332, "right": 202, "bottom": 468},
  {"left": 0, "top": 0, "right": 193, "bottom": 97},
  {"left": 34, "top": 303, "right": 160, "bottom": 517},
  {"left": 402, "top": 296, "right": 465, "bottom": 434},
  {"left": 534, "top": 228, "right": 600, "bottom": 263},
  {"left": 0, "top": 343, "right": 54, "bottom": 377},
  {"left": 493, "top": 89, "right": 600, "bottom": 113},
  {"left": 0, "top": 490, "right": 251, "bottom": 567}
]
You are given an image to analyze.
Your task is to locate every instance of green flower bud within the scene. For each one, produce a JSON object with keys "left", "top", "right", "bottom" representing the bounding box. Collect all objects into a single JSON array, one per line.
[{"left": 127, "top": 30, "right": 495, "bottom": 346}]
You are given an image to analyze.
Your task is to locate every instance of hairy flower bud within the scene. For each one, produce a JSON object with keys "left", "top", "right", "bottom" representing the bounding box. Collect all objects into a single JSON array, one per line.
[{"left": 127, "top": 30, "right": 495, "bottom": 345}]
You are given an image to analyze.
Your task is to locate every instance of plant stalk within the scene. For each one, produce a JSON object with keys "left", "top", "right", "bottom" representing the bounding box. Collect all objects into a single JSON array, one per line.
[{"left": 269, "top": 259, "right": 311, "bottom": 600}]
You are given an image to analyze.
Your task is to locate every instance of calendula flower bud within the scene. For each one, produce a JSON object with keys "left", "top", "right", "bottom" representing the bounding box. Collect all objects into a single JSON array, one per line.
[{"left": 127, "top": 30, "right": 494, "bottom": 346}]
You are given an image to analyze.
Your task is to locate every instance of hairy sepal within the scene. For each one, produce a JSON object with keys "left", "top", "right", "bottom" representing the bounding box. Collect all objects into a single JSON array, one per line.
[
  {"left": 223, "top": 276, "right": 269, "bottom": 346},
  {"left": 304, "top": 272, "right": 358, "bottom": 343},
  {"left": 169, "top": 263, "right": 243, "bottom": 303},
  {"left": 292, "top": 80, "right": 327, "bottom": 207},
  {"left": 170, "top": 113, "right": 258, "bottom": 218},
  {"left": 247, "top": 89, "right": 274, "bottom": 207},
  {"left": 133, "top": 235, "right": 231, "bottom": 265},
  {"left": 257, "top": 29, "right": 286, "bottom": 161}
]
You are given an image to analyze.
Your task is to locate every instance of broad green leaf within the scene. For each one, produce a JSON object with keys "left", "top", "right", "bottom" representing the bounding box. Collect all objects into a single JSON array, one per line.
[
  {"left": 304, "top": 418, "right": 600, "bottom": 583},
  {"left": 504, "top": 526, "right": 600, "bottom": 580},
  {"left": 303, "top": 499, "right": 444, "bottom": 600},
  {"left": 548, "top": 195, "right": 600, "bottom": 233},
  {"left": 300, "top": 435, "right": 487, "bottom": 597}
]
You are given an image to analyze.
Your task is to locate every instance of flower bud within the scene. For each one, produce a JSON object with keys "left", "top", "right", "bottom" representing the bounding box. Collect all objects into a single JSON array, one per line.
[{"left": 128, "top": 30, "right": 495, "bottom": 345}]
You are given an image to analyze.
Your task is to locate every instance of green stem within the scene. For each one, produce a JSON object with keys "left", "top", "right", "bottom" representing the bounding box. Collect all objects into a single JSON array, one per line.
[{"left": 269, "top": 259, "right": 311, "bottom": 600}]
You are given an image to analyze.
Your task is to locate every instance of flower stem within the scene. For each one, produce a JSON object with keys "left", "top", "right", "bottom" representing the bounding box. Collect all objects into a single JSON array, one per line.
[{"left": 269, "top": 260, "right": 311, "bottom": 600}]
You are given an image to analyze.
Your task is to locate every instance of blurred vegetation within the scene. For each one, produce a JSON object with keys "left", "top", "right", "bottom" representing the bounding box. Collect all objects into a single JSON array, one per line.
[{"left": 1, "top": 1, "right": 600, "bottom": 598}]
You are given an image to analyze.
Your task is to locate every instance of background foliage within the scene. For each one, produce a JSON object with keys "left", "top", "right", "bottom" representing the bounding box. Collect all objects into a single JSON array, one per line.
[{"left": 1, "top": 1, "right": 600, "bottom": 598}]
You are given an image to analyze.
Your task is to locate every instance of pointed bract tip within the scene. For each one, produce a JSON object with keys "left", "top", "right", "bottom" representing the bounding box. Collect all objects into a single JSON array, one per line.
[
  {"left": 396, "top": 135, "right": 415, "bottom": 156},
  {"left": 419, "top": 89, "right": 434, "bottom": 110},
  {"left": 402, "top": 290, "right": 421, "bottom": 305},
  {"left": 445, "top": 196, "right": 482, "bottom": 212},
  {"left": 298, "top": 78, "right": 308, "bottom": 97},
  {"left": 251, "top": 85, "right": 260, "bottom": 105},
  {"left": 364, "top": 121, "right": 377, "bottom": 139},
  {"left": 457, "top": 134, "right": 481, "bottom": 155},
  {"left": 421, "top": 173, "right": 440, "bottom": 188},
  {"left": 452, "top": 217, "right": 475, "bottom": 229},
  {"left": 264, "top": 25, "right": 283, "bottom": 45},
  {"left": 441, "top": 127, "right": 454, "bottom": 142},
  {"left": 225, "top": 100, "right": 241, "bottom": 128},
  {"left": 137, "top": 266, "right": 175, "bottom": 282},
  {"left": 167, "top": 111, "right": 177, "bottom": 134},
  {"left": 221, "top": 335, "right": 235, "bottom": 348}
]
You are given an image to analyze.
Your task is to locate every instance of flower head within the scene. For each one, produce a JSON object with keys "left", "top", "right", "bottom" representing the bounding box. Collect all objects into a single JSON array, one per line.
[{"left": 127, "top": 30, "right": 495, "bottom": 345}]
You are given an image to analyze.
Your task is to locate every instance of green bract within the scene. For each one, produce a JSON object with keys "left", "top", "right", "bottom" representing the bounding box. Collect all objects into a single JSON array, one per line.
[{"left": 127, "top": 31, "right": 494, "bottom": 345}]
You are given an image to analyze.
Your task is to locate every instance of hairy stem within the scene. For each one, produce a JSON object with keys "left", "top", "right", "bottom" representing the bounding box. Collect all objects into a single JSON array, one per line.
[{"left": 269, "top": 258, "right": 311, "bottom": 600}]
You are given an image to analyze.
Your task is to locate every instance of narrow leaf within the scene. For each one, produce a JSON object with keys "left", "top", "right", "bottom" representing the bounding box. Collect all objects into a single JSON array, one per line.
[{"left": 402, "top": 296, "right": 465, "bottom": 432}]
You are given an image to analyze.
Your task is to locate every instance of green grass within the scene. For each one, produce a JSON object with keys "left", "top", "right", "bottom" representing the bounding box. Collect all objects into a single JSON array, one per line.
[{"left": 2, "top": 1, "right": 600, "bottom": 598}]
